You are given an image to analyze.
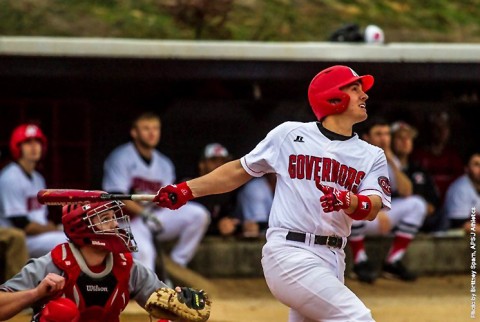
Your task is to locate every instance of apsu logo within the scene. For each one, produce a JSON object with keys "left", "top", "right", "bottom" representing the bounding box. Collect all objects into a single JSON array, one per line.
[{"left": 378, "top": 176, "right": 391, "bottom": 196}]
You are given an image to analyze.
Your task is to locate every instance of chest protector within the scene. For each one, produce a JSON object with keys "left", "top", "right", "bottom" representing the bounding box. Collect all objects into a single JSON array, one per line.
[{"left": 51, "top": 243, "right": 133, "bottom": 322}]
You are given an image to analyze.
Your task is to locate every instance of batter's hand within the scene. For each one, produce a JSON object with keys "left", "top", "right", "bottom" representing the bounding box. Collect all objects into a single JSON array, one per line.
[
  {"left": 36, "top": 273, "right": 65, "bottom": 298},
  {"left": 317, "top": 183, "right": 351, "bottom": 212},
  {"left": 154, "top": 182, "right": 193, "bottom": 210}
]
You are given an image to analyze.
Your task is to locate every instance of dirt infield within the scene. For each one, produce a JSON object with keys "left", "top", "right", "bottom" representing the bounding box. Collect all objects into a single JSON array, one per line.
[{"left": 8, "top": 274, "right": 473, "bottom": 322}]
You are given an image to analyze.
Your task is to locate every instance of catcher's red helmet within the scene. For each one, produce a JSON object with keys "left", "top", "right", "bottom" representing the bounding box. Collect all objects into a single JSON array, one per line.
[
  {"left": 308, "top": 65, "right": 374, "bottom": 120},
  {"left": 9, "top": 124, "right": 47, "bottom": 160},
  {"left": 62, "top": 200, "right": 138, "bottom": 253}
]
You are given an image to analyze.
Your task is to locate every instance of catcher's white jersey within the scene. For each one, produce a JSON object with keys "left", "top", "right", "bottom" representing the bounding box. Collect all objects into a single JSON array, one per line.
[
  {"left": 0, "top": 162, "right": 47, "bottom": 226},
  {"left": 241, "top": 121, "right": 391, "bottom": 238}
]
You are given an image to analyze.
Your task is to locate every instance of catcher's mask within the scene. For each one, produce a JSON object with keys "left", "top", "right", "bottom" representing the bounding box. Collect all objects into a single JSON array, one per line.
[
  {"left": 308, "top": 65, "right": 374, "bottom": 121},
  {"left": 62, "top": 200, "right": 138, "bottom": 253}
]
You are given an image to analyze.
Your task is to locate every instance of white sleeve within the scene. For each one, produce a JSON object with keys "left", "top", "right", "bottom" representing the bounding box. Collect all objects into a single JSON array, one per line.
[
  {"left": 241, "top": 124, "right": 286, "bottom": 177},
  {"left": 102, "top": 150, "right": 131, "bottom": 193},
  {"left": 357, "top": 150, "right": 392, "bottom": 210},
  {"left": 0, "top": 176, "right": 27, "bottom": 217}
]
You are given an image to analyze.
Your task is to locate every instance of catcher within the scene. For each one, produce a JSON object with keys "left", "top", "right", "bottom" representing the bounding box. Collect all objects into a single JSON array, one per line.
[{"left": 0, "top": 197, "right": 211, "bottom": 322}]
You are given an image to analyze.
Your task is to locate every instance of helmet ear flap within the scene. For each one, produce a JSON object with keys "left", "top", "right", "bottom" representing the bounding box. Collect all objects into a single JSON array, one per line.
[{"left": 310, "top": 88, "right": 351, "bottom": 120}]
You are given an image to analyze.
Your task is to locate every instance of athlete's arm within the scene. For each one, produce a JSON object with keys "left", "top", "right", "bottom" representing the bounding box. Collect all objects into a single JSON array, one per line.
[
  {"left": 188, "top": 160, "right": 253, "bottom": 197},
  {"left": 154, "top": 160, "right": 253, "bottom": 210},
  {"left": 345, "top": 194, "right": 383, "bottom": 221},
  {"left": 0, "top": 273, "right": 64, "bottom": 320}
]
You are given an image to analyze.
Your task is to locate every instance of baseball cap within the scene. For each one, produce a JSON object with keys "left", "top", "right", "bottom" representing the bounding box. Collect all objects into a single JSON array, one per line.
[
  {"left": 391, "top": 121, "right": 418, "bottom": 138},
  {"left": 202, "top": 143, "right": 230, "bottom": 159}
]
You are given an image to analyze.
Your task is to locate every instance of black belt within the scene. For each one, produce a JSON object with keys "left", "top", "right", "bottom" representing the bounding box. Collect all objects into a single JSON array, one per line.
[{"left": 286, "top": 231, "right": 343, "bottom": 249}]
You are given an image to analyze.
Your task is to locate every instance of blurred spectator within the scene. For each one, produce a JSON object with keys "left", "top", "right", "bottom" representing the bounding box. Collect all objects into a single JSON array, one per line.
[
  {"left": 235, "top": 173, "right": 275, "bottom": 238},
  {"left": 348, "top": 118, "right": 427, "bottom": 283},
  {"left": 444, "top": 150, "right": 480, "bottom": 234},
  {"left": 412, "top": 111, "right": 464, "bottom": 203},
  {"left": 102, "top": 112, "right": 210, "bottom": 272},
  {"left": 390, "top": 121, "right": 444, "bottom": 233},
  {"left": 0, "top": 124, "right": 65, "bottom": 258},
  {"left": 195, "top": 143, "right": 241, "bottom": 237},
  {"left": 0, "top": 227, "right": 28, "bottom": 281}
]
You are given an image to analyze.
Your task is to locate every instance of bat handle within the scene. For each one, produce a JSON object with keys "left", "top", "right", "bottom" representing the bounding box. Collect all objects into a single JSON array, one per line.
[{"left": 168, "top": 193, "right": 177, "bottom": 204}]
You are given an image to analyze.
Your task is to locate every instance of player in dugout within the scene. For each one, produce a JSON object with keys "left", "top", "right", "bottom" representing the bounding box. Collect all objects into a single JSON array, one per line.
[{"left": 0, "top": 124, "right": 65, "bottom": 258}]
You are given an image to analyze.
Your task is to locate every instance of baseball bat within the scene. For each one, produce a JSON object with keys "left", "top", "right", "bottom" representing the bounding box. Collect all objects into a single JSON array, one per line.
[{"left": 37, "top": 189, "right": 177, "bottom": 205}]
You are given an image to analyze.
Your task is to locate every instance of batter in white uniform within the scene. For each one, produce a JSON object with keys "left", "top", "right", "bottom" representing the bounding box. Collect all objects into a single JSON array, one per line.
[
  {"left": 154, "top": 66, "right": 391, "bottom": 322},
  {"left": 102, "top": 112, "right": 210, "bottom": 271},
  {"left": 0, "top": 124, "right": 66, "bottom": 258}
]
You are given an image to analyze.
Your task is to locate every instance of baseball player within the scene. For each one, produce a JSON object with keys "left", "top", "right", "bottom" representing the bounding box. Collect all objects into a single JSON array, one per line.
[
  {"left": 195, "top": 143, "right": 241, "bottom": 236},
  {"left": 391, "top": 121, "right": 442, "bottom": 232},
  {"left": 0, "top": 199, "right": 203, "bottom": 322},
  {"left": 0, "top": 124, "right": 66, "bottom": 258},
  {"left": 154, "top": 65, "right": 391, "bottom": 321},
  {"left": 444, "top": 149, "right": 480, "bottom": 234},
  {"left": 348, "top": 118, "right": 427, "bottom": 283},
  {"left": 102, "top": 112, "right": 210, "bottom": 272}
]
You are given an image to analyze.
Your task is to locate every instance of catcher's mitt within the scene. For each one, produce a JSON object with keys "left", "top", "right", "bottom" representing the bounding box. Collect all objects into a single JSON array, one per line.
[{"left": 145, "top": 287, "right": 211, "bottom": 322}]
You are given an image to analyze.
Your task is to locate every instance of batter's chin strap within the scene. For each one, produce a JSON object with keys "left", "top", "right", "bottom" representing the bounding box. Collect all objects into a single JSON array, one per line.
[{"left": 347, "top": 195, "right": 372, "bottom": 220}]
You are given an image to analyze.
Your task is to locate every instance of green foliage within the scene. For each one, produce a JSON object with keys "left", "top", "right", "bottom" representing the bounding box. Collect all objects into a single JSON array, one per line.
[{"left": 0, "top": 0, "right": 480, "bottom": 42}]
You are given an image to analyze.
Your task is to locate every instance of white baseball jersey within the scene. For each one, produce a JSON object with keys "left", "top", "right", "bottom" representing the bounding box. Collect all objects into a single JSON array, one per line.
[
  {"left": 444, "top": 174, "right": 480, "bottom": 220},
  {"left": 0, "top": 162, "right": 66, "bottom": 258},
  {"left": 0, "top": 162, "right": 47, "bottom": 226},
  {"left": 103, "top": 142, "right": 175, "bottom": 196},
  {"left": 103, "top": 142, "right": 210, "bottom": 269},
  {"left": 241, "top": 121, "right": 391, "bottom": 238},
  {"left": 245, "top": 121, "right": 390, "bottom": 322}
]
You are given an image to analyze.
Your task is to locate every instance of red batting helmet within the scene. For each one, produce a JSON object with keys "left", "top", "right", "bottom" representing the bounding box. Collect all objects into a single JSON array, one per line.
[
  {"left": 62, "top": 200, "right": 138, "bottom": 253},
  {"left": 9, "top": 124, "right": 47, "bottom": 160},
  {"left": 308, "top": 65, "right": 374, "bottom": 120}
]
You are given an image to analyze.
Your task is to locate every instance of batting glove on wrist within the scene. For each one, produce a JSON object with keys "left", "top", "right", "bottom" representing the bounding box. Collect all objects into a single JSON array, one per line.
[
  {"left": 140, "top": 209, "right": 164, "bottom": 234},
  {"left": 317, "top": 183, "right": 351, "bottom": 212},
  {"left": 154, "top": 182, "right": 193, "bottom": 210}
]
